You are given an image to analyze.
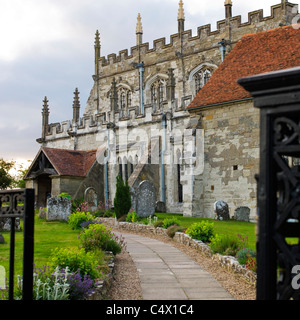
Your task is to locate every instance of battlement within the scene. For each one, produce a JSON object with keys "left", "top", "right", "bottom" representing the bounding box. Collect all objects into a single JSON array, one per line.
[
  {"left": 98, "top": 2, "right": 296, "bottom": 67},
  {"left": 41, "top": 99, "right": 185, "bottom": 144}
]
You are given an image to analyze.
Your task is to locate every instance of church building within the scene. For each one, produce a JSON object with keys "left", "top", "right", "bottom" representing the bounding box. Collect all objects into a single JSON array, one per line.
[{"left": 25, "top": 1, "right": 299, "bottom": 220}]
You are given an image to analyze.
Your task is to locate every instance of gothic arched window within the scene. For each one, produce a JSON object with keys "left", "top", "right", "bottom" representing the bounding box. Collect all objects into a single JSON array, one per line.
[
  {"left": 194, "top": 69, "right": 212, "bottom": 95},
  {"left": 117, "top": 87, "right": 132, "bottom": 118},
  {"left": 151, "top": 79, "right": 166, "bottom": 112}
]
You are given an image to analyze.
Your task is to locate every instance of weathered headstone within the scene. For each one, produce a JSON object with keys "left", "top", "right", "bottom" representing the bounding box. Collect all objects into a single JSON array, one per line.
[
  {"left": 46, "top": 197, "right": 72, "bottom": 221},
  {"left": 136, "top": 180, "right": 156, "bottom": 218},
  {"left": 84, "top": 187, "right": 98, "bottom": 212},
  {"left": 130, "top": 187, "right": 137, "bottom": 212},
  {"left": 155, "top": 201, "right": 166, "bottom": 213},
  {"left": 0, "top": 218, "right": 21, "bottom": 232},
  {"left": 38, "top": 207, "right": 46, "bottom": 219},
  {"left": 214, "top": 200, "right": 230, "bottom": 220},
  {"left": 234, "top": 206, "right": 250, "bottom": 222},
  {"left": 0, "top": 234, "right": 5, "bottom": 244}
]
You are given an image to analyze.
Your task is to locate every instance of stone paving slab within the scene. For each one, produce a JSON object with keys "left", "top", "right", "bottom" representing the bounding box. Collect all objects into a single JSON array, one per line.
[{"left": 117, "top": 232, "right": 234, "bottom": 300}]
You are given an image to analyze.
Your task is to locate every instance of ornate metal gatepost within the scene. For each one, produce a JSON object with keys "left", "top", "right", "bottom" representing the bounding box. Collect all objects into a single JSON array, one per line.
[
  {"left": 238, "top": 67, "right": 300, "bottom": 300},
  {"left": 0, "top": 189, "right": 34, "bottom": 300}
]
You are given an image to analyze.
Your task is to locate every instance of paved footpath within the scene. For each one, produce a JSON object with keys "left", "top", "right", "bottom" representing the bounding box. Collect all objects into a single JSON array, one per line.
[{"left": 116, "top": 232, "right": 234, "bottom": 300}]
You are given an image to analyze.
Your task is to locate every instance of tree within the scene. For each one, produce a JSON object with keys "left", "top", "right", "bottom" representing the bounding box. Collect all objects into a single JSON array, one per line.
[
  {"left": 113, "top": 174, "right": 131, "bottom": 219},
  {"left": 0, "top": 158, "right": 15, "bottom": 190}
]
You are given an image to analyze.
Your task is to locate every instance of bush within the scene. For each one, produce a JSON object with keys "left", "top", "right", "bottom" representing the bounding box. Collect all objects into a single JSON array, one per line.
[
  {"left": 79, "top": 223, "right": 125, "bottom": 255},
  {"left": 166, "top": 225, "right": 185, "bottom": 238},
  {"left": 153, "top": 220, "right": 164, "bottom": 228},
  {"left": 210, "top": 234, "right": 241, "bottom": 256},
  {"left": 50, "top": 247, "right": 100, "bottom": 280},
  {"left": 16, "top": 265, "right": 70, "bottom": 300},
  {"left": 246, "top": 256, "right": 257, "bottom": 272},
  {"left": 58, "top": 192, "right": 72, "bottom": 200},
  {"left": 236, "top": 248, "right": 256, "bottom": 265},
  {"left": 162, "top": 217, "right": 180, "bottom": 229},
  {"left": 126, "top": 209, "right": 141, "bottom": 223},
  {"left": 68, "top": 211, "right": 93, "bottom": 230},
  {"left": 114, "top": 175, "right": 131, "bottom": 219},
  {"left": 185, "top": 221, "right": 215, "bottom": 242}
]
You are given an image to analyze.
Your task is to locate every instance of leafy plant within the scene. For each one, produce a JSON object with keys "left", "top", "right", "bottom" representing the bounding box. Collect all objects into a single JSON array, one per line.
[
  {"left": 153, "top": 220, "right": 164, "bottom": 228},
  {"left": 58, "top": 192, "right": 72, "bottom": 199},
  {"left": 210, "top": 234, "right": 242, "bottom": 256},
  {"left": 66, "top": 271, "right": 95, "bottom": 300},
  {"left": 50, "top": 247, "right": 100, "bottom": 280},
  {"left": 236, "top": 248, "right": 256, "bottom": 265},
  {"left": 166, "top": 225, "right": 185, "bottom": 238},
  {"left": 185, "top": 221, "right": 215, "bottom": 242},
  {"left": 246, "top": 256, "right": 257, "bottom": 272},
  {"left": 79, "top": 223, "right": 125, "bottom": 255},
  {"left": 162, "top": 217, "right": 180, "bottom": 229},
  {"left": 126, "top": 209, "right": 141, "bottom": 223},
  {"left": 15, "top": 266, "right": 70, "bottom": 300},
  {"left": 114, "top": 175, "right": 131, "bottom": 219},
  {"left": 68, "top": 211, "right": 94, "bottom": 230}
]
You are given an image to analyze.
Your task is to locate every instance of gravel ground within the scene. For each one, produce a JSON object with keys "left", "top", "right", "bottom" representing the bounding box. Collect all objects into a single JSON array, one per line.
[{"left": 106, "top": 229, "right": 256, "bottom": 301}]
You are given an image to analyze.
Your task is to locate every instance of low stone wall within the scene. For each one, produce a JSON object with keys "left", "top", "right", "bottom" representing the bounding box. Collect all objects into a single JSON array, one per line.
[{"left": 97, "top": 217, "right": 257, "bottom": 286}]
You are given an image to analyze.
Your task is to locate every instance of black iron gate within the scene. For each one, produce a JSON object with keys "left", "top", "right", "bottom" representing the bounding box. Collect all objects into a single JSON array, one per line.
[
  {"left": 0, "top": 189, "right": 34, "bottom": 300},
  {"left": 238, "top": 67, "right": 300, "bottom": 300}
]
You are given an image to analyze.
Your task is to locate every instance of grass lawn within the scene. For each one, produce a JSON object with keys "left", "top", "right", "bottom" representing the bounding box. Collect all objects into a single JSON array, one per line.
[
  {"left": 0, "top": 215, "right": 80, "bottom": 282},
  {"left": 154, "top": 212, "right": 257, "bottom": 250}
]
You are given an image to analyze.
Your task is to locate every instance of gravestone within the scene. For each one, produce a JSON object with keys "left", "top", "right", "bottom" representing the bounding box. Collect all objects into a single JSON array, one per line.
[
  {"left": 38, "top": 207, "right": 46, "bottom": 219},
  {"left": 214, "top": 200, "right": 230, "bottom": 220},
  {"left": 0, "top": 218, "right": 21, "bottom": 232},
  {"left": 130, "top": 187, "right": 137, "bottom": 212},
  {"left": 234, "top": 206, "right": 250, "bottom": 222},
  {"left": 136, "top": 180, "right": 156, "bottom": 218},
  {"left": 0, "top": 234, "right": 4, "bottom": 244},
  {"left": 155, "top": 201, "right": 166, "bottom": 213},
  {"left": 46, "top": 197, "right": 72, "bottom": 221},
  {"left": 84, "top": 187, "right": 98, "bottom": 212}
]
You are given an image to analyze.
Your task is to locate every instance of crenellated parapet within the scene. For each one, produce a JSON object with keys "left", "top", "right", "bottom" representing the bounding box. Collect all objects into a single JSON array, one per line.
[{"left": 97, "top": 2, "right": 297, "bottom": 68}]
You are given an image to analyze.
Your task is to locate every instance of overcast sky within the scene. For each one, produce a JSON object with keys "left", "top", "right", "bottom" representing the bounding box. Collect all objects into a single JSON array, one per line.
[{"left": 0, "top": 0, "right": 298, "bottom": 165}]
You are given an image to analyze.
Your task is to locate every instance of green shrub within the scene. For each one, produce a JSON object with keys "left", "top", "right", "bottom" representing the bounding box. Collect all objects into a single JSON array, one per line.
[
  {"left": 114, "top": 175, "right": 131, "bottom": 219},
  {"left": 166, "top": 225, "right": 185, "bottom": 238},
  {"left": 162, "top": 217, "right": 180, "bottom": 229},
  {"left": 185, "top": 221, "right": 215, "bottom": 242},
  {"left": 126, "top": 209, "right": 141, "bottom": 223},
  {"left": 79, "top": 223, "right": 124, "bottom": 255},
  {"left": 58, "top": 192, "right": 72, "bottom": 200},
  {"left": 153, "top": 220, "right": 164, "bottom": 228},
  {"left": 68, "top": 211, "right": 93, "bottom": 230},
  {"left": 50, "top": 247, "right": 100, "bottom": 280},
  {"left": 210, "top": 234, "right": 242, "bottom": 256},
  {"left": 236, "top": 248, "right": 256, "bottom": 265}
]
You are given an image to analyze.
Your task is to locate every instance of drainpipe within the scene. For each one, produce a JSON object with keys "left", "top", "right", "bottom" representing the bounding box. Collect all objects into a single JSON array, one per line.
[
  {"left": 218, "top": 39, "right": 226, "bottom": 62},
  {"left": 104, "top": 126, "right": 110, "bottom": 202},
  {"left": 137, "top": 62, "right": 144, "bottom": 115},
  {"left": 161, "top": 114, "right": 167, "bottom": 203}
]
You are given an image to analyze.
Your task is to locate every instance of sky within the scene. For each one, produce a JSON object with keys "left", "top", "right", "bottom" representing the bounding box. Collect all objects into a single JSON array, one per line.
[{"left": 0, "top": 0, "right": 298, "bottom": 168}]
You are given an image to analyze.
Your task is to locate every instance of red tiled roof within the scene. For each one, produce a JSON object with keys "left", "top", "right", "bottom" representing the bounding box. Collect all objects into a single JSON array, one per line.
[
  {"left": 42, "top": 147, "right": 98, "bottom": 177},
  {"left": 187, "top": 25, "right": 300, "bottom": 110}
]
